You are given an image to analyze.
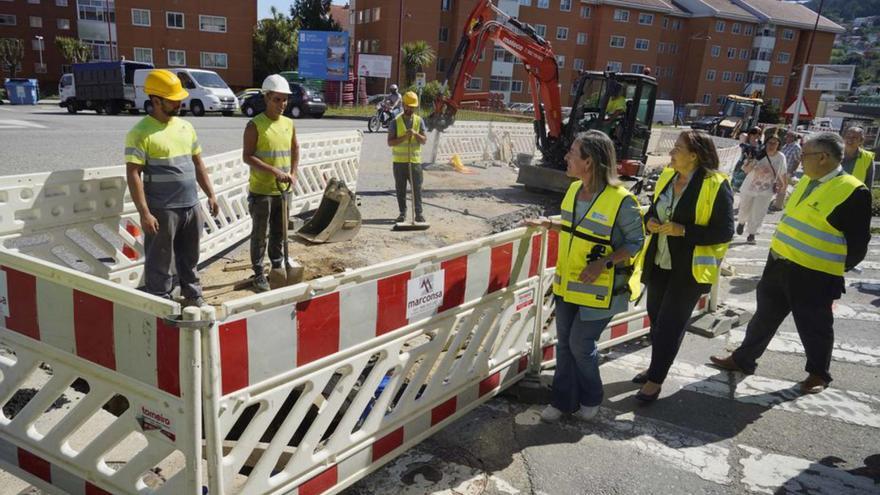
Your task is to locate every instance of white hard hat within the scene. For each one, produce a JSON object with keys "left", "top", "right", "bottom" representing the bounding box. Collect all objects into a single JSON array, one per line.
[
  {"left": 262, "top": 74, "right": 291, "bottom": 94},
  {"left": 390, "top": 84, "right": 398, "bottom": 91}
]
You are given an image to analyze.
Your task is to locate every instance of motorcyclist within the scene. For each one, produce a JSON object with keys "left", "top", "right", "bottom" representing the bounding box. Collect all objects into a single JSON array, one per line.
[{"left": 384, "top": 84, "right": 403, "bottom": 117}]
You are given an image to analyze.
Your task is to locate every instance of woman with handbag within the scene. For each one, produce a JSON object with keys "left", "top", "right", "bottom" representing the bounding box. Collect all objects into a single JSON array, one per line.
[{"left": 736, "top": 130, "right": 787, "bottom": 244}]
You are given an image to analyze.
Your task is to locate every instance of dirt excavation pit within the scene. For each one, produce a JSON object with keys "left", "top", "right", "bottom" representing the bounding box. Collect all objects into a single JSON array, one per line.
[{"left": 200, "top": 163, "right": 558, "bottom": 305}]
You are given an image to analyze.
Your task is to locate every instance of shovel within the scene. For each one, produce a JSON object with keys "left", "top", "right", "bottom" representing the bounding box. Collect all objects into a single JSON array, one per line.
[
  {"left": 268, "top": 179, "right": 304, "bottom": 289},
  {"left": 393, "top": 125, "right": 430, "bottom": 231}
]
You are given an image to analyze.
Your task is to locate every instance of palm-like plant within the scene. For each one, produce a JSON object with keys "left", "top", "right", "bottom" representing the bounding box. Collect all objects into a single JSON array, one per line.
[{"left": 401, "top": 41, "right": 435, "bottom": 87}]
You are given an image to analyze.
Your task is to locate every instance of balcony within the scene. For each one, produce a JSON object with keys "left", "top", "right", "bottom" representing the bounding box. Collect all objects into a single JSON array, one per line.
[
  {"left": 753, "top": 35, "right": 776, "bottom": 51},
  {"left": 748, "top": 59, "right": 771, "bottom": 74}
]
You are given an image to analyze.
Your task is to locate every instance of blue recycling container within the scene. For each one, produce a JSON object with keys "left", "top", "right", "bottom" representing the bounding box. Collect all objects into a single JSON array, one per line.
[{"left": 3, "top": 78, "right": 39, "bottom": 105}]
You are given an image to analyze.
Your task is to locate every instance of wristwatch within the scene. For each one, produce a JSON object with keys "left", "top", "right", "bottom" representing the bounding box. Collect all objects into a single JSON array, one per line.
[{"left": 604, "top": 259, "right": 614, "bottom": 270}]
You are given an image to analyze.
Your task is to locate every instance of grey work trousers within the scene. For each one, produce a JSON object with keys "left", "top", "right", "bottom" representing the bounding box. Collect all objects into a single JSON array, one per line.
[
  {"left": 393, "top": 162, "right": 423, "bottom": 215},
  {"left": 249, "top": 192, "right": 287, "bottom": 276},
  {"left": 143, "top": 205, "right": 202, "bottom": 299}
]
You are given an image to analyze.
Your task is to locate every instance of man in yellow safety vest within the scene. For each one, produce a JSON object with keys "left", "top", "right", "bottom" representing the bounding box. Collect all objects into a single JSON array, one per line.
[
  {"left": 387, "top": 91, "right": 427, "bottom": 223},
  {"left": 841, "top": 126, "right": 875, "bottom": 187}
]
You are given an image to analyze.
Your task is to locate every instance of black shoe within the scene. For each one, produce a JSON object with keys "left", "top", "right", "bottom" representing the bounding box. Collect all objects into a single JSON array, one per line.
[
  {"left": 252, "top": 273, "right": 270, "bottom": 293},
  {"left": 736, "top": 224, "right": 744, "bottom": 235},
  {"left": 747, "top": 234, "right": 756, "bottom": 245},
  {"left": 415, "top": 214, "right": 426, "bottom": 223},
  {"left": 632, "top": 372, "right": 649, "bottom": 384},
  {"left": 395, "top": 213, "right": 406, "bottom": 223},
  {"left": 635, "top": 387, "right": 661, "bottom": 403}
]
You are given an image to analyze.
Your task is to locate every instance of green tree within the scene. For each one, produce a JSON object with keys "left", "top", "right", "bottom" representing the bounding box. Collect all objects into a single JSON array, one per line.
[
  {"left": 55, "top": 36, "right": 92, "bottom": 65},
  {"left": 401, "top": 41, "right": 435, "bottom": 87},
  {"left": 253, "top": 6, "right": 298, "bottom": 85},
  {"left": 0, "top": 38, "right": 24, "bottom": 78},
  {"left": 290, "top": 0, "right": 340, "bottom": 31},
  {"left": 760, "top": 104, "right": 781, "bottom": 124}
]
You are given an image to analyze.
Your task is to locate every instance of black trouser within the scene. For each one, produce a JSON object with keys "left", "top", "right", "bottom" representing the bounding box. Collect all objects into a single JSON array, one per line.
[
  {"left": 143, "top": 206, "right": 202, "bottom": 299},
  {"left": 392, "top": 162, "right": 423, "bottom": 216},
  {"left": 732, "top": 257, "right": 835, "bottom": 383},
  {"left": 646, "top": 267, "right": 705, "bottom": 384},
  {"left": 248, "top": 192, "right": 286, "bottom": 276}
]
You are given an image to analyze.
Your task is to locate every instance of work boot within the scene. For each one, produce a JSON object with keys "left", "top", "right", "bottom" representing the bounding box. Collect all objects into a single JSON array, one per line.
[
  {"left": 252, "top": 273, "right": 270, "bottom": 293},
  {"left": 747, "top": 234, "right": 756, "bottom": 245},
  {"left": 736, "top": 224, "right": 745, "bottom": 235},
  {"left": 395, "top": 213, "right": 406, "bottom": 223},
  {"left": 415, "top": 214, "right": 426, "bottom": 223},
  {"left": 183, "top": 296, "right": 207, "bottom": 308}
]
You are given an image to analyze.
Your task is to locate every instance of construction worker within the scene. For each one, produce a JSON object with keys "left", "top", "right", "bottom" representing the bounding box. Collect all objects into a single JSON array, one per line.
[
  {"left": 711, "top": 133, "right": 872, "bottom": 394},
  {"left": 243, "top": 74, "right": 299, "bottom": 292},
  {"left": 387, "top": 91, "right": 427, "bottom": 223},
  {"left": 841, "top": 126, "right": 875, "bottom": 187},
  {"left": 124, "top": 69, "right": 219, "bottom": 307}
]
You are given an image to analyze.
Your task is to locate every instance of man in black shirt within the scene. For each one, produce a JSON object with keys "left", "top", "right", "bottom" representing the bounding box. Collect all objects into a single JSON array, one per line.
[{"left": 711, "top": 132, "right": 871, "bottom": 394}]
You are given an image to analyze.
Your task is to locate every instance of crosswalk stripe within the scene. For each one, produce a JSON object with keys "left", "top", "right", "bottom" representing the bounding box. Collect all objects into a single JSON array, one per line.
[
  {"left": 723, "top": 298, "right": 880, "bottom": 322},
  {"left": 739, "top": 445, "right": 879, "bottom": 494},
  {"left": 0, "top": 119, "right": 46, "bottom": 130},
  {"left": 603, "top": 351, "right": 880, "bottom": 428},
  {"left": 725, "top": 258, "right": 880, "bottom": 271},
  {"left": 727, "top": 329, "right": 880, "bottom": 367}
]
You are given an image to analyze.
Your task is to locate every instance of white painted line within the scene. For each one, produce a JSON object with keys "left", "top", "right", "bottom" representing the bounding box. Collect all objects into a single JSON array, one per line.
[
  {"left": 739, "top": 445, "right": 879, "bottom": 494},
  {"left": 725, "top": 258, "right": 880, "bottom": 271},
  {"left": 727, "top": 329, "right": 880, "bottom": 367},
  {"left": 604, "top": 351, "right": 880, "bottom": 429},
  {"left": 0, "top": 119, "right": 46, "bottom": 130},
  {"left": 724, "top": 299, "right": 880, "bottom": 323}
]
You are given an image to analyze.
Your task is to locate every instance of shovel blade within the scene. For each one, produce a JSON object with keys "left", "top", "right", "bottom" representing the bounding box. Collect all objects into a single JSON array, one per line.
[
  {"left": 297, "top": 178, "right": 362, "bottom": 244},
  {"left": 268, "top": 261, "right": 304, "bottom": 289}
]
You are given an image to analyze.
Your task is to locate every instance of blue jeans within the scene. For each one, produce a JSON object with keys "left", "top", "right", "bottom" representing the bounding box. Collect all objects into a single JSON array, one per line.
[{"left": 551, "top": 297, "right": 612, "bottom": 412}]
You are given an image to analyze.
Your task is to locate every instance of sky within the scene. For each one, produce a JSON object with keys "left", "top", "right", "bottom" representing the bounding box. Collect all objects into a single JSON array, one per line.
[{"left": 258, "top": 0, "right": 348, "bottom": 20}]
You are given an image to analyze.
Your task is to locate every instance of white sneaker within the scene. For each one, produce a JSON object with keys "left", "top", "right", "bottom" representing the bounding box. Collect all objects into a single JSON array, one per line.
[
  {"left": 540, "top": 405, "right": 563, "bottom": 423},
  {"left": 572, "top": 405, "right": 599, "bottom": 421}
]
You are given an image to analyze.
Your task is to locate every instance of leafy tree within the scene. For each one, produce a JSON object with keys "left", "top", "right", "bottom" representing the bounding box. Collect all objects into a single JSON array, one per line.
[
  {"left": 290, "top": 0, "right": 340, "bottom": 31},
  {"left": 253, "top": 6, "right": 298, "bottom": 85},
  {"left": 55, "top": 36, "right": 92, "bottom": 65},
  {"left": 0, "top": 38, "right": 24, "bottom": 78},
  {"left": 406, "top": 80, "right": 448, "bottom": 109},
  {"left": 805, "top": 0, "right": 880, "bottom": 22},
  {"left": 760, "top": 104, "right": 781, "bottom": 124},
  {"left": 401, "top": 41, "right": 435, "bottom": 87}
]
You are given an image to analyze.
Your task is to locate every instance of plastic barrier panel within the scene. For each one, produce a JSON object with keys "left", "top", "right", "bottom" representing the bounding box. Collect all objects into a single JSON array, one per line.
[
  {"left": 429, "top": 121, "right": 536, "bottom": 165},
  {"left": 647, "top": 128, "right": 740, "bottom": 175},
  {"left": 0, "top": 131, "right": 362, "bottom": 288}
]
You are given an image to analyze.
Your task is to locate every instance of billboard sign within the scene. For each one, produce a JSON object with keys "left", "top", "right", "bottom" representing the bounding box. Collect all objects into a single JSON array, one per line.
[
  {"left": 808, "top": 65, "right": 856, "bottom": 92},
  {"left": 298, "top": 30, "right": 349, "bottom": 81},
  {"left": 357, "top": 54, "right": 392, "bottom": 78}
]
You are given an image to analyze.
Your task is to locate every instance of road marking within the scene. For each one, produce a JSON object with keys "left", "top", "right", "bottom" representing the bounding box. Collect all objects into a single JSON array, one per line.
[
  {"left": 739, "top": 445, "right": 879, "bottom": 494},
  {"left": 604, "top": 351, "right": 880, "bottom": 428},
  {"left": 727, "top": 329, "right": 880, "bottom": 367},
  {"left": 0, "top": 119, "right": 46, "bottom": 130},
  {"left": 723, "top": 299, "right": 880, "bottom": 322},
  {"left": 725, "top": 258, "right": 880, "bottom": 271}
]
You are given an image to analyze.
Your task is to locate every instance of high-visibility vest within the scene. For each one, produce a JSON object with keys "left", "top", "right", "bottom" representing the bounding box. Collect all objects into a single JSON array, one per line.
[
  {"left": 392, "top": 114, "right": 422, "bottom": 164},
  {"left": 249, "top": 112, "right": 294, "bottom": 195},
  {"left": 553, "top": 181, "right": 645, "bottom": 309},
  {"left": 653, "top": 167, "right": 730, "bottom": 284},
  {"left": 769, "top": 173, "right": 862, "bottom": 276},
  {"left": 850, "top": 148, "right": 875, "bottom": 185}
]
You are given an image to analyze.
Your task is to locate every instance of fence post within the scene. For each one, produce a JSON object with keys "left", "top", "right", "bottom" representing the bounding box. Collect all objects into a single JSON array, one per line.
[
  {"left": 528, "top": 227, "right": 549, "bottom": 375},
  {"left": 200, "top": 306, "right": 226, "bottom": 495},
  {"left": 180, "top": 306, "right": 205, "bottom": 494}
]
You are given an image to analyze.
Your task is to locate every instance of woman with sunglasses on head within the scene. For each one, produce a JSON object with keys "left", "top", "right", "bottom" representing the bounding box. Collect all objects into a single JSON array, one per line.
[
  {"left": 527, "top": 130, "right": 646, "bottom": 422},
  {"left": 737, "top": 129, "right": 787, "bottom": 244},
  {"left": 634, "top": 130, "right": 734, "bottom": 402}
]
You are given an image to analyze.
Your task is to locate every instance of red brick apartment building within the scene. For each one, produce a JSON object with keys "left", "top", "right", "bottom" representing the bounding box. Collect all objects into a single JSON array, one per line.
[
  {"left": 1, "top": 0, "right": 256, "bottom": 91},
  {"left": 350, "top": 0, "right": 842, "bottom": 114}
]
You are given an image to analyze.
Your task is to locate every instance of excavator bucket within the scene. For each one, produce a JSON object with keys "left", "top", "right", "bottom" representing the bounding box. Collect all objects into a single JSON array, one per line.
[{"left": 297, "top": 177, "right": 362, "bottom": 243}]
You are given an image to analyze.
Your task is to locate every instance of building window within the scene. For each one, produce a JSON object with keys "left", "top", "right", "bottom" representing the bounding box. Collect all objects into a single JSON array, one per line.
[
  {"left": 715, "top": 20, "right": 725, "bottom": 32},
  {"left": 560, "top": 0, "right": 572, "bottom": 11},
  {"left": 34, "top": 62, "right": 47, "bottom": 73},
  {"left": 370, "top": 40, "right": 379, "bottom": 52},
  {"left": 658, "top": 42, "right": 666, "bottom": 53},
  {"left": 771, "top": 97, "right": 780, "bottom": 107},
  {"left": 28, "top": 0, "right": 40, "bottom": 3},
  {"left": 635, "top": 39, "right": 649, "bottom": 51},
  {"left": 372, "top": 7, "right": 380, "bottom": 21},
  {"left": 702, "top": 93, "right": 712, "bottom": 105},
  {"left": 711, "top": 45, "right": 720, "bottom": 57},
  {"left": 31, "top": 38, "right": 44, "bottom": 51},
  {"left": 56, "top": 0, "right": 68, "bottom": 5},
  {"left": 706, "top": 69, "right": 716, "bottom": 81},
  {"left": 573, "top": 58, "right": 584, "bottom": 70},
  {"left": 631, "top": 63, "right": 645, "bottom": 73},
  {"left": 534, "top": 24, "right": 546, "bottom": 37},
  {"left": 727, "top": 47, "right": 736, "bottom": 59},
  {"left": 356, "top": 40, "right": 362, "bottom": 52},
  {"left": 511, "top": 80, "right": 524, "bottom": 93},
  {"left": 778, "top": 51, "right": 790, "bottom": 63},
  {"left": 732, "top": 23, "right": 741, "bottom": 34},
  {"left": 520, "top": 0, "right": 531, "bottom": 5},
  {"left": 167, "top": 49, "right": 186, "bottom": 66},
  {"left": 638, "top": 13, "right": 654, "bottom": 25},
  {"left": 772, "top": 75, "right": 784, "bottom": 86},
  {"left": 744, "top": 25, "right": 754, "bottom": 35},
  {"left": 556, "top": 55, "right": 565, "bottom": 68},
  {"left": 57, "top": 18, "right": 70, "bottom": 29},
  {"left": 0, "top": 15, "right": 16, "bottom": 26},
  {"left": 669, "top": 43, "right": 679, "bottom": 54},
  {"left": 580, "top": 6, "right": 590, "bottom": 18},
  {"left": 436, "top": 58, "right": 446, "bottom": 72},
  {"left": 607, "top": 60, "right": 622, "bottom": 72},
  {"left": 740, "top": 48, "right": 749, "bottom": 60},
  {"left": 556, "top": 27, "right": 568, "bottom": 40},
  {"left": 81, "top": 38, "right": 116, "bottom": 60},
  {"left": 662, "top": 17, "right": 669, "bottom": 29},
  {"left": 614, "top": 9, "right": 629, "bottom": 22},
  {"left": 466, "top": 77, "right": 482, "bottom": 90},
  {"left": 735, "top": 72, "right": 744, "bottom": 82},
  {"left": 537, "top": 0, "right": 549, "bottom": 8},
  {"left": 722, "top": 71, "right": 732, "bottom": 81},
  {"left": 439, "top": 27, "right": 449, "bottom": 42},
  {"left": 441, "top": 0, "right": 451, "bottom": 11},
  {"left": 610, "top": 36, "right": 625, "bottom": 48},
  {"left": 167, "top": 11, "right": 184, "bottom": 29},
  {"left": 782, "top": 29, "right": 794, "bottom": 40},
  {"left": 490, "top": 76, "right": 512, "bottom": 91},
  {"left": 30, "top": 16, "right": 42, "bottom": 28},
  {"left": 131, "top": 8, "right": 150, "bottom": 27},
  {"left": 201, "top": 51, "right": 227, "bottom": 69},
  {"left": 199, "top": 15, "right": 227, "bottom": 33},
  {"left": 576, "top": 32, "right": 587, "bottom": 45},
  {"left": 133, "top": 47, "right": 153, "bottom": 64}
]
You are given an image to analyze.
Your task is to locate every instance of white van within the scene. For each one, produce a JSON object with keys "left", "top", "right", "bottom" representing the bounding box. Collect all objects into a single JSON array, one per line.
[
  {"left": 653, "top": 99, "right": 675, "bottom": 125},
  {"left": 134, "top": 68, "right": 238, "bottom": 116}
]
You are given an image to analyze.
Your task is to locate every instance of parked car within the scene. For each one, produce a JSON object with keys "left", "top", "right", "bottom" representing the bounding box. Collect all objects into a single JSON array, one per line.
[
  {"left": 652, "top": 99, "right": 675, "bottom": 125},
  {"left": 240, "top": 82, "right": 326, "bottom": 118},
  {"left": 235, "top": 88, "right": 261, "bottom": 106},
  {"left": 134, "top": 68, "right": 238, "bottom": 116}
]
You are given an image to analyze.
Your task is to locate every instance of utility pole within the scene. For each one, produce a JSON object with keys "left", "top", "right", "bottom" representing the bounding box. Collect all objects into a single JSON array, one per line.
[
  {"left": 396, "top": 0, "right": 404, "bottom": 85},
  {"left": 105, "top": 0, "right": 114, "bottom": 60},
  {"left": 790, "top": 0, "right": 824, "bottom": 130},
  {"left": 34, "top": 35, "right": 44, "bottom": 72}
]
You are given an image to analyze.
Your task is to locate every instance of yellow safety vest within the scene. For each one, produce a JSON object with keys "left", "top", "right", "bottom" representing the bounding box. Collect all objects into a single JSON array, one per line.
[
  {"left": 392, "top": 114, "right": 422, "bottom": 164},
  {"left": 769, "top": 173, "right": 862, "bottom": 276},
  {"left": 850, "top": 148, "right": 875, "bottom": 186},
  {"left": 653, "top": 167, "right": 730, "bottom": 284},
  {"left": 553, "top": 181, "right": 645, "bottom": 309},
  {"left": 249, "top": 112, "right": 294, "bottom": 196}
]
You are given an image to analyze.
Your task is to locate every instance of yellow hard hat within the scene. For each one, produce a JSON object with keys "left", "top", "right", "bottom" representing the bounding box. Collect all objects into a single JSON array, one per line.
[
  {"left": 144, "top": 69, "right": 189, "bottom": 101},
  {"left": 403, "top": 91, "right": 419, "bottom": 107}
]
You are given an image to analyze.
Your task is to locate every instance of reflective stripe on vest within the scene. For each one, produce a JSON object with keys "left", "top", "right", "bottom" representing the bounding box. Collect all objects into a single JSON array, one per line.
[
  {"left": 250, "top": 113, "right": 294, "bottom": 195},
  {"left": 392, "top": 114, "right": 422, "bottom": 164},
  {"left": 769, "top": 173, "right": 861, "bottom": 276},
  {"left": 652, "top": 167, "right": 730, "bottom": 284},
  {"left": 851, "top": 148, "right": 874, "bottom": 185}
]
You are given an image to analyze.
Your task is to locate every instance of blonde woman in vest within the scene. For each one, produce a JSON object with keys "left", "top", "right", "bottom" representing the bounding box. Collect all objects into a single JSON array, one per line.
[
  {"left": 635, "top": 130, "right": 734, "bottom": 402},
  {"left": 242, "top": 75, "right": 299, "bottom": 292},
  {"left": 527, "top": 131, "right": 646, "bottom": 422},
  {"left": 712, "top": 133, "right": 871, "bottom": 394}
]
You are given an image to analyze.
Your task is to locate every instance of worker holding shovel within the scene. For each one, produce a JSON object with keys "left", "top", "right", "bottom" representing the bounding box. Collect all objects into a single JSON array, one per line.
[
  {"left": 387, "top": 91, "right": 428, "bottom": 228},
  {"left": 243, "top": 74, "right": 300, "bottom": 292}
]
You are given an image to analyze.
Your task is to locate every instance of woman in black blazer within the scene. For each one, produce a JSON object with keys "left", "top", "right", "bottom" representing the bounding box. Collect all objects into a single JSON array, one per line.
[{"left": 634, "top": 130, "right": 735, "bottom": 402}]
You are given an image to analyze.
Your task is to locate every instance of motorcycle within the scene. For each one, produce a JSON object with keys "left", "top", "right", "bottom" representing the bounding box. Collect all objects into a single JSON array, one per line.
[{"left": 367, "top": 101, "right": 396, "bottom": 133}]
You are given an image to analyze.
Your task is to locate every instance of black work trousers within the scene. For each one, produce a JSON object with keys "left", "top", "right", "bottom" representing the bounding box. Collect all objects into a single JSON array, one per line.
[
  {"left": 392, "top": 162, "right": 423, "bottom": 216},
  {"left": 645, "top": 267, "right": 705, "bottom": 384},
  {"left": 732, "top": 257, "right": 836, "bottom": 383},
  {"left": 249, "top": 192, "right": 286, "bottom": 276}
]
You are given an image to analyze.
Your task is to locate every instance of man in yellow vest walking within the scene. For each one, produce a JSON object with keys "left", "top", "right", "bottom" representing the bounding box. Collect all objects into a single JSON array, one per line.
[
  {"left": 243, "top": 74, "right": 299, "bottom": 292},
  {"left": 841, "top": 126, "right": 875, "bottom": 187},
  {"left": 711, "top": 133, "right": 871, "bottom": 394},
  {"left": 125, "top": 69, "right": 219, "bottom": 307},
  {"left": 387, "top": 91, "right": 427, "bottom": 223}
]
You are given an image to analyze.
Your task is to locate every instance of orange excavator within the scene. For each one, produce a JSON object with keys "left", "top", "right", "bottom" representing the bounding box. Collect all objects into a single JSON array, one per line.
[{"left": 426, "top": 0, "right": 658, "bottom": 192}]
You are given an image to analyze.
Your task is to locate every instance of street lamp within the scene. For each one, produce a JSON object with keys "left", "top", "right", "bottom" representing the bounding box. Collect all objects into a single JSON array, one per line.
[{"left": 34, "top": 35, "right": 44, "bottom": 72}]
